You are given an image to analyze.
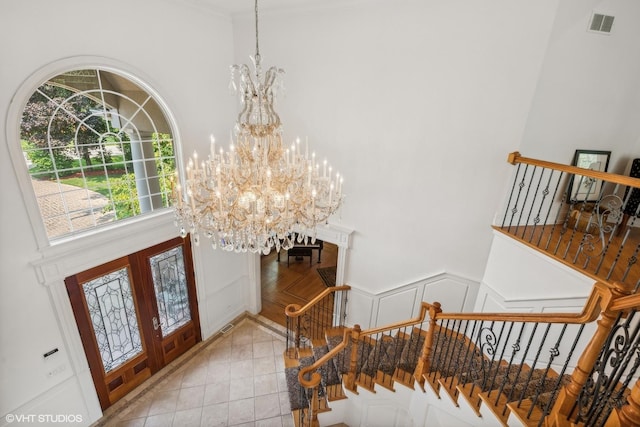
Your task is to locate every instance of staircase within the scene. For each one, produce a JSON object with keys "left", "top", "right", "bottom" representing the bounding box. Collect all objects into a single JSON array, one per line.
[{"left": 282, "top": 281, "right": 640, "bottom": 427}]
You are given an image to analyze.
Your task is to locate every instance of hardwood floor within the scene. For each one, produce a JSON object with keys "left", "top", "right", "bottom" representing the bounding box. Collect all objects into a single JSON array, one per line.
[{"left": 260, "top": 241, "right": 338, "bottom": 328}]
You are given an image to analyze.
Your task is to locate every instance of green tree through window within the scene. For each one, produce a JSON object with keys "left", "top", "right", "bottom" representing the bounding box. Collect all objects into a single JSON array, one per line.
[{"left": 20, "top": 69, "right": 176, "bottom": 240}]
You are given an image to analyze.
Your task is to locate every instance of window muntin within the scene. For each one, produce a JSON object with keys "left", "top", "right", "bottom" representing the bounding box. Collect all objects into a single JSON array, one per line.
[{"left": 20, "top": 68, "right": 176, "bottom": 241}]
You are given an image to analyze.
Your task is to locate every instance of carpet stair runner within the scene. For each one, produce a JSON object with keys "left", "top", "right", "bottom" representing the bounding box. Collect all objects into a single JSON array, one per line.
[{"left": 283, "top": 325, "right": 627, "bottom": 427}]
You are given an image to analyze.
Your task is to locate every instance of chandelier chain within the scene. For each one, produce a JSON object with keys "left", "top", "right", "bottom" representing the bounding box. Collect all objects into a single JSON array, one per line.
[{"left": 254, "top": 0, "right": 260, "bottom": 59}]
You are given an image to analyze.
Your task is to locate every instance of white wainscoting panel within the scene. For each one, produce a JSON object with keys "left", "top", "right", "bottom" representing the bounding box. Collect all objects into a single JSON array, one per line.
[
  {"left": 375, "top": 287, "right": 419, "bottom": 327},
  {"left": 346, "top": 289, "right": 375, "bottom": 329},
  {"left": 422, "top": 275, "right": 478, "bottom": 313},
  {"left": 347, "top": 272, "right": 479, "bottom": 329}
]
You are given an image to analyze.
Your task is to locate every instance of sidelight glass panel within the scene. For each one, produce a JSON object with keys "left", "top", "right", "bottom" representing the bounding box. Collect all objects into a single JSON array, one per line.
[
  {"left": 82, "top": 267, "right": 143, "bottom": 373},
  {"left": 149, "top": 246, "right": 191, "bottom": 336}
]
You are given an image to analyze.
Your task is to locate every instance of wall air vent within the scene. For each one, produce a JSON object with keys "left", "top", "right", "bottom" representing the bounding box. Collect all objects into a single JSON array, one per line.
[
  {"left": 589, "top": 13, "right": 615, "bottom": 34},
  {"left": 220, "top": 323, "right": 234, "bottom": 334}
]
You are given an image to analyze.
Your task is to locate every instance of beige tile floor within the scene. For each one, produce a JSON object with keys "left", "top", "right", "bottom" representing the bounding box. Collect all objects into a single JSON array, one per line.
[{"left": 94, "top": 316, "right": 293, "bottom": 427}]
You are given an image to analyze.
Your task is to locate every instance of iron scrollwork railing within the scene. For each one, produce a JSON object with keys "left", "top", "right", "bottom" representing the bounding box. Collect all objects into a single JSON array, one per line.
[
  {"left": 426, "top": 315, "right": 586, "bottom": 425},
  {"left": 570, "top": 308, "right": 640, "bottom": 426},
  {"left": 498, "top": 152, "right": 640, "bottom": 288}
]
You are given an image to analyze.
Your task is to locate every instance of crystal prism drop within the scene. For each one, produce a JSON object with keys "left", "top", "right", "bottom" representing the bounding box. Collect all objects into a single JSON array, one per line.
[{"left": 283, "top": 236, "right": 293, "bottom": 250}]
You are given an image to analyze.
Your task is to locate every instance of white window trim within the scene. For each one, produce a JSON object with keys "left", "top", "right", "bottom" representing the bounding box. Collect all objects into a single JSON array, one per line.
[{"left": 5, "top": 56, "right": 186, "bottom": 254}]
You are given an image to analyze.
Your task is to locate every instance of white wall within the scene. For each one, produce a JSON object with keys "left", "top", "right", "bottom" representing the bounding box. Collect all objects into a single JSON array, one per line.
[
  {"left": 0, "top": 0, "right": 253, "bottom": 423},
  {"left": 520, "top": 0, "right": 640, "bottom": 173},
  {"left": 231, "top": 0, "right": 561, "bottom": 295},
  {"left": 3, "top": 0, "right": 640, "bottom": 424}
]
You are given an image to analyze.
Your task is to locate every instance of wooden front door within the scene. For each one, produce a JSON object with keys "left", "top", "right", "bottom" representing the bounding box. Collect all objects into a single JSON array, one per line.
[{"left": 65, "top": 237, "right": 200, "bottom": 410}]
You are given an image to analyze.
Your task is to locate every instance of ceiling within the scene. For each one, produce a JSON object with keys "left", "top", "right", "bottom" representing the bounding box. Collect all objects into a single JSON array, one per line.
[{"left": 195, "top": 0, "right": 341, "bottom": 15}]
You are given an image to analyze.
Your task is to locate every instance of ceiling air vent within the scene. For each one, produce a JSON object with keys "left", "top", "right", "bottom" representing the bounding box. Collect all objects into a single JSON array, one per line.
[{"left": 589, "top": 13, "right": 615, "bottom": 34}]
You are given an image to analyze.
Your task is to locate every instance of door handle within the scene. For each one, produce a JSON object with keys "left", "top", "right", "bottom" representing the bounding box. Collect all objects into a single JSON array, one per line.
[{"left": 152, "top": 316, "right": 160, "bottom": 331}]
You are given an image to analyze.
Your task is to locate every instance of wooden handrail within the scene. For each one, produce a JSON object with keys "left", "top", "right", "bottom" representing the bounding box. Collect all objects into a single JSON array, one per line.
[
  {"left": 299, "top": 327, "right": 353, "bottom": 388},
  {"left": 609, "top": 292, "right": 640, "bottom": 312},
  {"left": 285, "top": 285, "right": 351, "bottom": 318},
  {"left": 508, "top": 151, "right": 640, "bottom": 189},
  {"left": 435, "top": 281, "right": 612, "bottom": 325},
  {"left": 358, "top": 301, "right": 439, "bottom": 337},
  {"left": 297, "top": 282, "right": 614, "bottom": 389}
]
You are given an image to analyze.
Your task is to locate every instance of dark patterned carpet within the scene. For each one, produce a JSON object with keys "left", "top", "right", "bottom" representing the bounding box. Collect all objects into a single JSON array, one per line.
[{"left": 317, "top": 266, "right": 336, "bottom": 287}]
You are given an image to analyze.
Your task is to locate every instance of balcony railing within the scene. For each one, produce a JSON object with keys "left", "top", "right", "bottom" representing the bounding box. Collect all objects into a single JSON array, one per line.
[{"left": 496, "top": 152, "right": 640, "bottom": 288}]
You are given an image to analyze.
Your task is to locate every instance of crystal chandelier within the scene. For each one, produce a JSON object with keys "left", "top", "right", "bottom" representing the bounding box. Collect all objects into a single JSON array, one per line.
[{"left": 172, "top": 0, "right": 344, "bottom": 254}]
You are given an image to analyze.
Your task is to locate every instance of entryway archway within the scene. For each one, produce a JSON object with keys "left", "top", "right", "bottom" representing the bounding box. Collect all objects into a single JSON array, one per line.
[{"left": 256, "top": 224, "right": 352, "bottom": 328}]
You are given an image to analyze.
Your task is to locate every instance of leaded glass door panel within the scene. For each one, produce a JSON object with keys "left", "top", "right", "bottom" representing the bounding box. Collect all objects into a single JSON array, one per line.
[
  {"left": 65, "top": 236, "right": 200, "bottom": 410},
  {"left": 65, "top": 257, "right": 156, "bottom": 410},
  {"left": 136, "top": 237, "right": 200, "bottom": 365}
]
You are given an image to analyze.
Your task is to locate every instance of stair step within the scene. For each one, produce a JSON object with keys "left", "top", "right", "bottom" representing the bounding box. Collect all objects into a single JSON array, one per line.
[
  {"left": 355, "top": 372, "right": 377, "bottom": 393},
  {"left": 325, "top": 383, "right": 347, "bottom": 402},
  {"left": 478, "top": 390, "right": 512, "bottom": 426},
  {"left": 500, "top": 375, "right": 560, "bottom": 403},
  {"left": 507, "top": 398, "right": 546, "bottom": 427},
  {"left": 374, "top": 370, "right": 396, "bottom": 392},
  {"left": 437, "top": 376, "right": 461, "bottom": 406},
  {"left": 422, "top": 371, "right": 440, "bottom": 396},
  {"left": 396, "top": 328, "right": 427, "bottom": 374},
  {"left": 457, "top": 383, "right": 483, "bottom": 416},
  {"left": 393, "top": 367, "right": 415, "bottom": 390}
]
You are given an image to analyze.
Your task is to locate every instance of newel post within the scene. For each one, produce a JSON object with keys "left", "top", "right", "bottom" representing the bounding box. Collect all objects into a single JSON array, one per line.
[
  {"left": 299, "top": 370, "right": 322, "bottom": 427},
  {"left": 547, "top": 282, "right": 631, "bottom": 426},
  {"left": 414, "top": 302, "right": 442, "bottom": 391},
  {"left": 618, "top": 378, "right": 640, "bottom": 426},
  {"left": 285, "top": 304, "right": 302, "bottom": 358},
  {"left": 343, "top": 324, "right": 361, "bottom": 393}
]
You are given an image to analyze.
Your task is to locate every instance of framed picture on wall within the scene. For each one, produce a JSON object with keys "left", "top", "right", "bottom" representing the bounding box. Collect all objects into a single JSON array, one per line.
[{"left": 567, "top": 149, "right": 611, "bottom": 202}]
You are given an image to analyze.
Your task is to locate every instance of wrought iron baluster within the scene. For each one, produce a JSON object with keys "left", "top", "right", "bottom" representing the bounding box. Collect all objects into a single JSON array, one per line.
[
  {"left": 429, "top": 322, "right": 442, "bottom": 381},
  {"left": 620, "top": 243, "right": 640, "bottom": 284},
  {"left": 513, "top": 165, "right": 532, "bottom": 236},
  {"left": 504, "top": 322, "right": 539, "bottom": 403},
  {"left": 536, "top": 170, "right": 562, "bottom": 247},
  {"left": 570, "top": 311, "right": 626, "bottom": 423},
  {"left": 481, "top": 320, "right": 506, "bottom": 395},
  {"left": 521, "top": 166, "right": 541, "bottom": 239},
  {"left": 553, "top": 200, "right": 574, "bottom": 255},
  {"left": 487, "top": 321, "right": 515, "bottom": 393},
  {"left": 439, "top": 319, "right": 454, "bottom": 376},
  {"left": 468, "top": 320, "right": 487, "bottom": 399},
  {"left": 537, "top": 323, "right": 585, "bottom": 426},
  {"left": 503, "top": 163, "right": 524, "bottom": 229},
  {"left": 584, "top": 309, "right": 640, "bottom": 426},
  {"left": 444, "top": 320, "right": 461, "bottom": 387},
  {"left": 509, "top": 322, "right": 552, "bottom": 409}
]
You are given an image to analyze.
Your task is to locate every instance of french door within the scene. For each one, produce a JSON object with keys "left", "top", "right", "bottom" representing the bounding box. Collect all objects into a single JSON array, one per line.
[{"left": 65, "top": 237, "right": 200, "bottom": 410}]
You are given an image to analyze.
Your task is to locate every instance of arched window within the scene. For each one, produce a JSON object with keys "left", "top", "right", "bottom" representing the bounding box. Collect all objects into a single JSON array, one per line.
[{"left": 19, "top": 68, "right": 176, "bottom": 241}]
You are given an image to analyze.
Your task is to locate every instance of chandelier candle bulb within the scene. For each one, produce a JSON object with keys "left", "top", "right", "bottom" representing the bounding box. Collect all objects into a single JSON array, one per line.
[{"left": 329, "top": 183, "right": 333, "bottom": 205}]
